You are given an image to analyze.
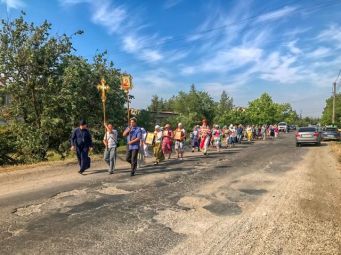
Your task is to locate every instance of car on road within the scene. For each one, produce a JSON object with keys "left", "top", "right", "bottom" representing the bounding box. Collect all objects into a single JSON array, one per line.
[
  {"left": 321, "top": 127, "right": 340, "bottom": 141},
  {"left": 296, "top": 127, "right": 322, "bottom": 146},
  {"left": 278, "top": 122, "right": 288, "bottom": 132},
  {"left": 288, "top": 125, "right": 296, "bottom": 131}
]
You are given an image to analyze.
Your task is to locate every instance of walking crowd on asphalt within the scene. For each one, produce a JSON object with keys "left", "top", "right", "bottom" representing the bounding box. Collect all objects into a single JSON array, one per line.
[{"left": 71, "top": 118, "right": 285, "bottom": 176}]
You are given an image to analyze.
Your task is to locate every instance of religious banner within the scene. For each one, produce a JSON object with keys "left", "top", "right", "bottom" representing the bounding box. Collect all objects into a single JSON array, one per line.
[
  {"left": 145, "top": 132, "right": 155, "bottom": 145},
  {"left": 174, "top": 130, "right": 182, "bottom": 140},
  {"left": 121, "top": 75, "right": 132, "bottom": 91}
]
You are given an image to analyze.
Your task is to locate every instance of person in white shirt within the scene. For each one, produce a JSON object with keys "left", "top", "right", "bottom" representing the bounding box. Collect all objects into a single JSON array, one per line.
[
  {"left": 174, "top": 123, "right": 186, "bottom": 160},
  {"left": 103, "top": 123, "right": 118, "bottom": 174}
]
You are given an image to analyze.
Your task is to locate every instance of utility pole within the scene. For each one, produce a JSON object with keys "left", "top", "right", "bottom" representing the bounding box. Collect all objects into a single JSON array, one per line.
[
  {"left": 332, "top": 70, "right": 341, "bottom": 126},
  {"left": 332, "top": 81, "right": 336, "bottom": 126}
]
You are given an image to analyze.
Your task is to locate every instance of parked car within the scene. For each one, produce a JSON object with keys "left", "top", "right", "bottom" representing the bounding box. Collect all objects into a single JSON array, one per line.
[
  {"left": 321, "top": 127, "right": 340, "bottom": 141},
  {"left": 288, "top": 125, "right": 296, "bottom": 131},
  {"left": 278, "top": 122, "right": 288, "bottom": 132},
  {"left": 295, "top": 127, "right": 321, "bottom": 146}
]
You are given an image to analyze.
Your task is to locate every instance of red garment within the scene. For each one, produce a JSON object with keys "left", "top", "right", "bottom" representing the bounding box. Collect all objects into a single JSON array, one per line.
[
  {"left": 162, "top": 130, "right": 173, "bottom": 154},
  {"left": 199, "top": 125, "right": 211, "bottom": 149}
]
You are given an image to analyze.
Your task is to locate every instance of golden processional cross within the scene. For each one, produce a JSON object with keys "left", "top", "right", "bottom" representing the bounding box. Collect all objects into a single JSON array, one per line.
[{"left": 97, "top": 78, "right": 110, "bottom": 148}]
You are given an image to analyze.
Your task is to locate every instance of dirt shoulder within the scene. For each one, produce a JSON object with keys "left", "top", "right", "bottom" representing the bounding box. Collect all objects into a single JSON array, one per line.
[{"left": 164, "top": 144, "right": 341, "bottom": 255}]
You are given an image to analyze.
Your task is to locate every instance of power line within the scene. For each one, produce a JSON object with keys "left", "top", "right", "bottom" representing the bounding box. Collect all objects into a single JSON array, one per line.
[{"left": 335, "top": 69, "right": 341, "bottom": 83}]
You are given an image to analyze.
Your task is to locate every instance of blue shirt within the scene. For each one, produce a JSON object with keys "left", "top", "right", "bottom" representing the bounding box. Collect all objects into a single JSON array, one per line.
[{"left": 126, "top": 126, "right": 142, "bottom": 151}]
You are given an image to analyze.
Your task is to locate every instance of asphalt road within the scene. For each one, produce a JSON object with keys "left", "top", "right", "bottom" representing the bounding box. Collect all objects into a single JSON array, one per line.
[{"left": 0, "top": 134, "right": 340, "bottom": 255}]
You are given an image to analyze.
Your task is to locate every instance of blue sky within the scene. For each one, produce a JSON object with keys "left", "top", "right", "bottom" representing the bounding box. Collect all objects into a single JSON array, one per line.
[{"left": 1, "top": 0, "right": 341, "bottom": 117}]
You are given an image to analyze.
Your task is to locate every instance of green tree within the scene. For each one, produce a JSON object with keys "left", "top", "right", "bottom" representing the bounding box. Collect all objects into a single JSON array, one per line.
[
  {"left": 218, "top": 90, "right": 233, "bottom": 111},
  {"left": 214, "top": 90, "right": 234, "bottom": 124},
  {"left": 321, "top": 93, "right": 341, "bottom": 127},
  {"left": 246, "top": 93, "right": 279, "bottom": 124},
  {"left": 0, "top": 15, "right": 127, "bottom": 163}
]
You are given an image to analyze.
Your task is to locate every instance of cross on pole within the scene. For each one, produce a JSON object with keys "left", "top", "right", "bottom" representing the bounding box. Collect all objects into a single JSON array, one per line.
[
  {"left": 97, "top": 78, "right": 110, "bottom": 148},
  {"left": 97, "top": 78, "right": 110, "bottom": 104}
]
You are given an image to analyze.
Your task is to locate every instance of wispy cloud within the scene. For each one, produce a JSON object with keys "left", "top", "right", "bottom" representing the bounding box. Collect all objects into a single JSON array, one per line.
[
  {"left": 164, "top": 0, "right": 183, "bottom": 9},
  {"left": 58, "top": 0, "right": 341, "bottom": 116},
  {"left": 90, "top": 1, "right": 127, "bottom": 34},
  {"left": 59, "top": 0, "right": 169, "bottom": 63},
  {"left": 307, "top": 47, "right": 331, "bottom": 59},
  {"left": 1, "top": 0, "right": 25, "bottom": 10},
  {"left": 317, "top": 24, "right": 341, "bottom": 46},
  {"left": 256, "top": 6, "right": 297, "bottom": 23},
  {"left": 287, "top": 41, "right": 302, "bottom": 55}
]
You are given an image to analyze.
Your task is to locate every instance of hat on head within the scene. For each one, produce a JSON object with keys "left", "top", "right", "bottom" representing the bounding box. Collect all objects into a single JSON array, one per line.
[
  {"left": 155, "top": 125, "right": 160, "bottom": 129},
  {"left": 79, "top": 119, "right": 87, "bottom": 125}
]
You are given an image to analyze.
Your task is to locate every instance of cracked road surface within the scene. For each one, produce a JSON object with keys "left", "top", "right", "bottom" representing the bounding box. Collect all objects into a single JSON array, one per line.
[{"left": 0, "top": 134, "right": 340, "bottom": 254}]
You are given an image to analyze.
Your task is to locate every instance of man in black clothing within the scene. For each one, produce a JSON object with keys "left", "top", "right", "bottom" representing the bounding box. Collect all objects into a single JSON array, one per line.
[{"left": 71, "top": 120, "right": 93, "bottom": 174}]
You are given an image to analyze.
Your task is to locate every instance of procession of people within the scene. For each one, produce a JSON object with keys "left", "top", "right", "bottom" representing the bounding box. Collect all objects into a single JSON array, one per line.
[{"left": 71, "top": 118, "right": 284, "bottom": 176}]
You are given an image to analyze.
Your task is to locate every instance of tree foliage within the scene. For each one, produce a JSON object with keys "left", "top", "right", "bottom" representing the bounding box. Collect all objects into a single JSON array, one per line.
[
  {"left": 321, "top": 93, "right": 341, "bottom": 127},
  {"left": 0, "top": 15, "right": 127, "bottom": 163},
  {"left": 146, "top": 91, "right": 301, "bottom": 130}
]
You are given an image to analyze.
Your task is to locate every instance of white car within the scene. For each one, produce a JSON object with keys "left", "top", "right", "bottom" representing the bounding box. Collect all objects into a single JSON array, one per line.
[{"left": 278, "top": 122, "right": 288, "bottom": 132}]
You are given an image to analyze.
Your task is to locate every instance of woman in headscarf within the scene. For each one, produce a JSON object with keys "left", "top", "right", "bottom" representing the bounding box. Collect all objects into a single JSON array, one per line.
[
  {"left": 246, "top": 125, "right": 253, "bottom": 142},
  {"left": 190, "top": 125, "right": 200, "bottom": 152},
  {"left": 200, "top": 119, "right": 211, "bottom": 155},
  {"left": 153, "top": 125, "right": 164, "bottom": 165},
  {"left": 212, "top": 124, "right": 222, "bottom": 152},
  {"left": 162, "top": 123, "right": 173, "bottom": 159},
  {"left": 228, "top": 124, "right": 237, "bottom": 147}
]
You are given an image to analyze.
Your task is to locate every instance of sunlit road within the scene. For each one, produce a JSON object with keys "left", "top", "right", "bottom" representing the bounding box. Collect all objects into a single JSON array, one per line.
[{"left": 0, "top": 134, "right": 340, "bottom": 254}]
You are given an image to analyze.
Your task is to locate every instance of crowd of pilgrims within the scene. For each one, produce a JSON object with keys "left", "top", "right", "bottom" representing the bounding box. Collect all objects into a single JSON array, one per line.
[
  {"left": 141, "top": 119, "right": 281, "bottom": 166},
  {"left": 71, "top": 118, "right": 282, "bottom": 176}
]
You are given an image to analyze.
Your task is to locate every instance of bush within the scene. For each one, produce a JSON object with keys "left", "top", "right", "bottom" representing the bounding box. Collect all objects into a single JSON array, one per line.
[{"left": 0, "top": 126, "right": 18, "bottom": 165}]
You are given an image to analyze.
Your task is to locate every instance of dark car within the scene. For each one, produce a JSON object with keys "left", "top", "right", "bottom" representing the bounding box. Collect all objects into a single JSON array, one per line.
[
  {"left": 296, "top": 127, "right": 321, "bottom": 146},
  {"left": 321, "top": 127, "right": 340, "bottom": 141},
  {"left": 288, "top": 125, "right": 296, "bottom": 131}
]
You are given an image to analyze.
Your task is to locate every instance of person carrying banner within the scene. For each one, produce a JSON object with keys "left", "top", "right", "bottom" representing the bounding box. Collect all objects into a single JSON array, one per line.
[
  {"left": 153, "top": 125, "right": 164, "bottom": 165},
  {"left": 174, "top": 123, "right": 186, "bottom": 160}
]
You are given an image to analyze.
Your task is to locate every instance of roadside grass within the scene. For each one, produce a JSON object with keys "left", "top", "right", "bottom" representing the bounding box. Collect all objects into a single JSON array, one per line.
[
  {"left": 0, "top": 146, "right": 129, "bottom": 173},
  {"left": 330, "top": 142, "right": 341, "bottom": 163}
]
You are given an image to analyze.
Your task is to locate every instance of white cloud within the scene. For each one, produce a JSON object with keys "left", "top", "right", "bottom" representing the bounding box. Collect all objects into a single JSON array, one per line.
[
  {"left": 141, "top": 49, "right": 163, "bottom": 62},
  {"left": 307, "top": 47, "right": 331, "bottom": 59},
  {"left": 182, "top": 46, "right": 262, "bottom": 74},
  {"left": 91, "top": 1, "right": 127, "bottom": 34},
  {"left": 256, "top": 6, "right": 297, "bottom": 23},
  {"left": 122, "top": 35, "right": 141, "bottom": 53},
  {"left": 287, "top": 41, "right": 302, "bottom": 55},
  {"left": 59, "top": 0, "right": 89, "bottom": 6},
  {"left": 164, "top": 0, "right": 183, "bottom": 9},
  {"left": 134, "top": 69, "right": 175, "bottom": 89},
  {"left": 59, "top": 0, "right": 169, "bottom": 63},
  {"left": 317, "top": 24, "right": 341, "bottom": 46},
  {"left": 1, "top": 0, "right": 25, "bottom": 10}
]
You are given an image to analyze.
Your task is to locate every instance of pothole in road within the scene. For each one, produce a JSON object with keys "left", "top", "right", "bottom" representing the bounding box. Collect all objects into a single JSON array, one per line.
[
  {"left": 13, "top": 203, "right": 43, "bottom": 216},
  {"left": 96, "top": 186, "right": 132, "bottom": 196},
  {"left": 203, "top": 201, "right": 242, "bottom": 216},
  {"left": 13, "top": 189, "right": 94, "bottom": 217},
  {"left": 239, "top": 189, "right": 268, "bottom": 196},
  {"left": 154, "top": 208, "right": 220, "bottom": 236},
  {"left": 177, "top": 196, "right": 211, "bottom": 209}
]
